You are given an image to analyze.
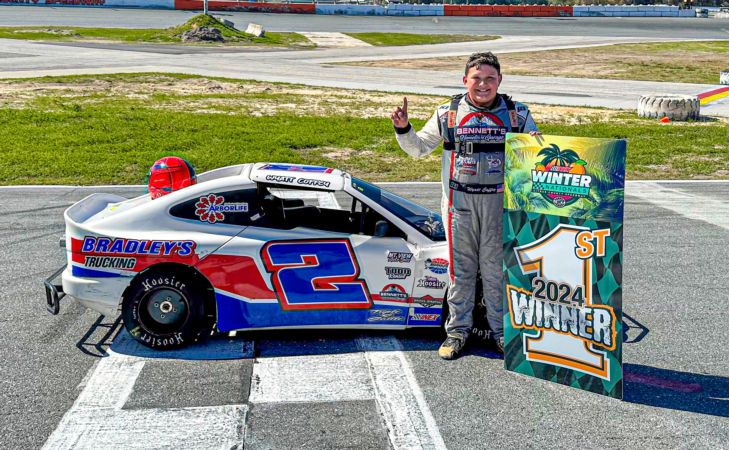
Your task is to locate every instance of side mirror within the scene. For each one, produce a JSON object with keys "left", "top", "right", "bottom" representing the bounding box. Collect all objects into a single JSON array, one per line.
[{"left": 374, "top": 220, "right": 389, "bottom": 237}]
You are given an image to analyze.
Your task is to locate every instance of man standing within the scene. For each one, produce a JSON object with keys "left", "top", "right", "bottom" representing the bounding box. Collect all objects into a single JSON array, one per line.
[{"left": 390, "top": 52, "right": 538, "bottom": 360}]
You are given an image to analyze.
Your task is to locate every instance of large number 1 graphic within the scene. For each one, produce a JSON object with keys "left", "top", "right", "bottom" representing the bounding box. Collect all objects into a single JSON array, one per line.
[
  {"left": 513, "top": 224, "right": 610, "bottom": 380},
  {"left": 261, "top": 239, "right": 372, "bottom": 311}
]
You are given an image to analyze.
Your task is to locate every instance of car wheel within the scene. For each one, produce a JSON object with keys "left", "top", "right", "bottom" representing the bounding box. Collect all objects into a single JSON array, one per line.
[{"left": 122, "top": 270, "right": 210, "bottom": 349}]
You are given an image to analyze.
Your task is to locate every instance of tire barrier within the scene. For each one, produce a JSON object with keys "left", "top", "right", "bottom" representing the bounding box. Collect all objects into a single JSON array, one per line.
[
  {"left": 721, "top": 70, "right": 729, "bottom": 86},
  {"left": 174, "top": 0, "right": 315, "bottom": 13},
  {"left": 638, "top": 94, "right": 700, "bottom": 121},
  {"left": 444, "top": 5, "right": 571, "bottom": 17}
]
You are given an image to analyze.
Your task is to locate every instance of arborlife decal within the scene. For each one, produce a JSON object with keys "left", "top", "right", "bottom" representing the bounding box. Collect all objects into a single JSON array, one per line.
[
  {"left": 417, "top": 276, "right": 446, "bottom": 290},
  {"left": 504, "top": 133, "right": 625, "bottom": 399},
  {"left": 385, "top": 267, "right": 411, "bottom": 280},
  {"left": 195, "top": 194, "right": 248, "bottom": 224},
  {"left": 387, "top": 251, "right": 413, "bottom": 263},
  {"left": 379, "top": 284, "right": 409, "bottom": 302},
  {"left": 425, "top": 258, "right": 449, "bottom": 275}
]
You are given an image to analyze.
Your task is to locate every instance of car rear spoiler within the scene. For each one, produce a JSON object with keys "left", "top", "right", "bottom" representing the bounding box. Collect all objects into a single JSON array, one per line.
[{"left": 64, "top": 193, "right": 128, "bottom": 226}]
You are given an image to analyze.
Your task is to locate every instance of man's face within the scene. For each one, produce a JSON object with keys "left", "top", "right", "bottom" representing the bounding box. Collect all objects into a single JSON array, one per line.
[{"left": 462, "top": 64, "right": 502, "bottom": 107}]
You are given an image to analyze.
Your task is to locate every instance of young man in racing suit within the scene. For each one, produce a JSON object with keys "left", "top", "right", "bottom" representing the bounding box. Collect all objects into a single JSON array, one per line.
[{"left": 390, "top": 52, "right": 538, "bottom": 359}]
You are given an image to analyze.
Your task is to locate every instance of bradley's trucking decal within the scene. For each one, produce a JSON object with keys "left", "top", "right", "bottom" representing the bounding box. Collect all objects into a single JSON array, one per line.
[
  {"left": 264, "top": 174, "right": 331, "bottom": 188},
  {"left": 72, "top": 237, "right": 197, "bottom": 275}
]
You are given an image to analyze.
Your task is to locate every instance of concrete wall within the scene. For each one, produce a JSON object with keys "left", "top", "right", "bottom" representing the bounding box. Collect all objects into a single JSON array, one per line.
[{"left": 0, "top": 0, "right": 173, "bottom": 6}]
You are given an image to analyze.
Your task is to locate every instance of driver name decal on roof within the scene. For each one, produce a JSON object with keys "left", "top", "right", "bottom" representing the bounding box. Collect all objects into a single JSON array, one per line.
[
  {"left": 264, "top": 174, "right": 331, "bottom": 188},
  {"left": 195, "top": 194, "right": 248, "bottom": 224}
]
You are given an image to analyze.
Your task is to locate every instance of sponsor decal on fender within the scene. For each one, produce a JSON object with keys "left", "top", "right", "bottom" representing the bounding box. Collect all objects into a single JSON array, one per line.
[
  {"left": 195, "top": 194, "right": 248, "bottom": 224},
  {"left": 387, "top": 251, "right": 413, "bottom": 263},
  {"left": 417, "top": 276, "right": 446, "bottom": 289},
  {"left": 367, "top": 309, "right": 405, "bottom": 323},
  {"left": 379, "top": 284, "right": 408, "bottom": 302},
  {"left": 410, "top": 313, "right": 440, "bottom": 321},
  {"left": 81, "top": 237, "right": 195, "bottom": 257},
  {"left": 412, "top": 295, "right": 442, "bottom": 308},
  {"left": 425, "top": 257, "right": 449, "bottom": 275},
  {"left": 385, "top": 267, "right": 411, "bottom": 280}
]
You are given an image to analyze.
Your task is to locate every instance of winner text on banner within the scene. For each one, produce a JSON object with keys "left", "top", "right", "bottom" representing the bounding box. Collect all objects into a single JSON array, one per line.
[{"left": 503, "top": 134, "right": 626, "bottom": 399}]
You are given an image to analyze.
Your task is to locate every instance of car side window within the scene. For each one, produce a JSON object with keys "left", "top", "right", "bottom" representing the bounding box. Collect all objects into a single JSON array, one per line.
[{"left": 169, "top": 189, "right": 262, "bottom": 226}]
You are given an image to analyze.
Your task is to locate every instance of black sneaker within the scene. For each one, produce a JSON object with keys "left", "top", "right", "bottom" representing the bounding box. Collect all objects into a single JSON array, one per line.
[
  {"left": 438, "top": 336, "right": 466, "bottom": 360},
  {"left": 495, "top": 336, "right": 504, "bottom": 354}
]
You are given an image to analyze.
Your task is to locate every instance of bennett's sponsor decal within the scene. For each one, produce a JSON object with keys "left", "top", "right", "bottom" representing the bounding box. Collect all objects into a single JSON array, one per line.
[
  {"left": 425, "top": 258, "right": 449, "bottom": 275},
  {"left": 417, "top": 276, "right": 446, "bottom": 289},
  {"left": 195, "top": 194, "right": 248, "bottom": 224},
  {"left": 367, "top": 309, "right": 405, "bottom": 323},
  {"left": 379, "top": 284, "right": 408, "bottom": 302},
  {"left": 81, "top": 237, "right": 195, "bottom": 257},
  {"left": 84, "top": 256, "right": 136, "bottom": 269},
  {"left": 387, "top": 251, "right": 413, "bottom": 263},
  {"left": 410, "top": 313, "right": 440, "bottom": 321},
  {"left": 385, "top": 267, "right": 411, "bottom": 280}
]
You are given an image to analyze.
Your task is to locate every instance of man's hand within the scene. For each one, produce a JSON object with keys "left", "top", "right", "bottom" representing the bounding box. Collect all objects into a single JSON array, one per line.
[{"left": 390, "top": 97, "right": 409, "bottom": 128}]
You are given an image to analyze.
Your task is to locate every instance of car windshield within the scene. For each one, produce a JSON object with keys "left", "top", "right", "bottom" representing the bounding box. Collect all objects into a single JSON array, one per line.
[{"left": 351, "top": 178, "right": 445, "bottom": 241}]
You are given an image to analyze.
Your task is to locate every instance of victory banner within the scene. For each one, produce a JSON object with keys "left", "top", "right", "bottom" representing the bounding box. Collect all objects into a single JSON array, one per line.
[{"left": 502, "top": 134, "right": 626, "bottom": 399}]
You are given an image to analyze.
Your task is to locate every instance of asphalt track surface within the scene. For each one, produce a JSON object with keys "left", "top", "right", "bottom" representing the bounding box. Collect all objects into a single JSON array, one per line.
[
  {"left": 1, "top": 182, "right": 728, "bottom": 449},
  {"left": 1, "top": 6, "right": 729, "bottom": 39}
]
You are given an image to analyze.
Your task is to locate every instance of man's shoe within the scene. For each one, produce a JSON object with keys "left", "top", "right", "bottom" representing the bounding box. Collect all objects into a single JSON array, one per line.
[
  {"left": 495, "top": 336, "right": 504, "bottom": 354},
  {"left": 438, "top": 336, "right": 465, "bottom": 360}
]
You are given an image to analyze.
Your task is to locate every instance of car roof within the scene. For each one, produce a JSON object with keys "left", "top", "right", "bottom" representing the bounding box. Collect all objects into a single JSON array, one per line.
[{"left": 249, "top": 163, "right": 347, "bottom": 191}]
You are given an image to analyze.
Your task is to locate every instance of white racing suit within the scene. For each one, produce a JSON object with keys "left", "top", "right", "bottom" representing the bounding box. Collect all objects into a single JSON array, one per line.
[{"left": 395, "top": 94, "right": 538, "bottom": 341}]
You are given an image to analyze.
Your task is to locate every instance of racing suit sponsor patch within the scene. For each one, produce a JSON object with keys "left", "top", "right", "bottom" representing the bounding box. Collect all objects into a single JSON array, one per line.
[{"left": 483, "top": 152, "right": 504, "bottom": 175}]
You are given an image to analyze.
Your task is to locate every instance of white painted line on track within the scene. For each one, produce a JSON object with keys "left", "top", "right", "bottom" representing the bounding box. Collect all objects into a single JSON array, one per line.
[
  {"left": 358, "top": 336, "right": 448, "bottom": 450},
  {"left": 627, "top": 182, "right": 729, "bottom": 230},
  {"left": 249, "top": 353, "right": 375, "bottom": 403},
  {"left": 43, "top": 348, "right": 248, "bottom": 449}
]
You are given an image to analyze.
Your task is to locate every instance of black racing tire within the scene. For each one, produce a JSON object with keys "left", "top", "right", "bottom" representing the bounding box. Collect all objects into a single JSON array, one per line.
[{"left": 122, "top": 270, "right": 210, "bottom": 350}]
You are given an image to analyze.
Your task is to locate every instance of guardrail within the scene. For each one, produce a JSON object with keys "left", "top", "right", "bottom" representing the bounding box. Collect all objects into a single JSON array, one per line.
[{"left": 0, "top": 0, "right": 715, "bottom": 18}]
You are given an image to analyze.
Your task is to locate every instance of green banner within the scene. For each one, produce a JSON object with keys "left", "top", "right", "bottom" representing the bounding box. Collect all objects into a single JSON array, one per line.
[{"left": 503, "top": 134, "right": 626, "bottom": 399}]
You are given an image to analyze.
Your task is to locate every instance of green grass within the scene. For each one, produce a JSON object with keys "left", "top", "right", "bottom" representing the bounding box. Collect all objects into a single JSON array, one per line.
[
  {"left": 0, "top": 14, "right": 312, "bottom": 47},
  {"left": 344, "top": 33, "right": 499, "bottom": 46},
  {"left": 1, "top": 74, "right": 727, "bottom": 185}
]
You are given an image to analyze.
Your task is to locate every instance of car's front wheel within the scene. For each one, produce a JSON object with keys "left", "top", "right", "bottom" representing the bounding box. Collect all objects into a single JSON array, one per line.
[{"left": 122, "top": 270, "right": 210, "bottom": 349}]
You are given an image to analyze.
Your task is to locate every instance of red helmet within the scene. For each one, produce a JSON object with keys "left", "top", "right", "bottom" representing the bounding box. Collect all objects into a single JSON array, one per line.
[{"left": 147, "top": 156, "right": 197, "bottom": 199}]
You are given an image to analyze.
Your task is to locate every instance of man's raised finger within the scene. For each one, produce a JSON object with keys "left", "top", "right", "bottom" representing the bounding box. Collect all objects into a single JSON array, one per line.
[{"left": 402, "top": 97, "right": 408, "bottom": 114}]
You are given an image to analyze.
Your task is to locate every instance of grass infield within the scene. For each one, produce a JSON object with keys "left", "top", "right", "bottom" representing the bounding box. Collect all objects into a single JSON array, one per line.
[
  {"left": 0, "top": 15, "right": 312, "bottom": 47},
  {"left": 0, "top": 74, "right": 727, "bottom": 185}
]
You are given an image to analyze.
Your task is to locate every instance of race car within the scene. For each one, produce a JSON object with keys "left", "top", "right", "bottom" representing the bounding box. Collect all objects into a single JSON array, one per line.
[{"left": 44, "top": 163, "right": 450, "bottom": 349}]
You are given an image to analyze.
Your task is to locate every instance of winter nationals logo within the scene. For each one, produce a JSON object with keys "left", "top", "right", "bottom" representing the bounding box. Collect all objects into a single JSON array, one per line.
[
  {"left": 532, "top": 144, "right": 592, "bottom": 208},
  {"left": 195, "top": 194, "right": 248, "bottom": 224}
]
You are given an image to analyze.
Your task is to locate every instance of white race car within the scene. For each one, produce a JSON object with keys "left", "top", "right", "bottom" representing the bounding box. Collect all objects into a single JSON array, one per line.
[{"left": 45, "top": 163, "right": 450, "bottom": 349}]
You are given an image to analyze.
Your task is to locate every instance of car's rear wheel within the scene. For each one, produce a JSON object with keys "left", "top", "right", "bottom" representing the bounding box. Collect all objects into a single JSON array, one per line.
[{"left": 122, "top": 270, "right": 210, "bottom": 349}]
